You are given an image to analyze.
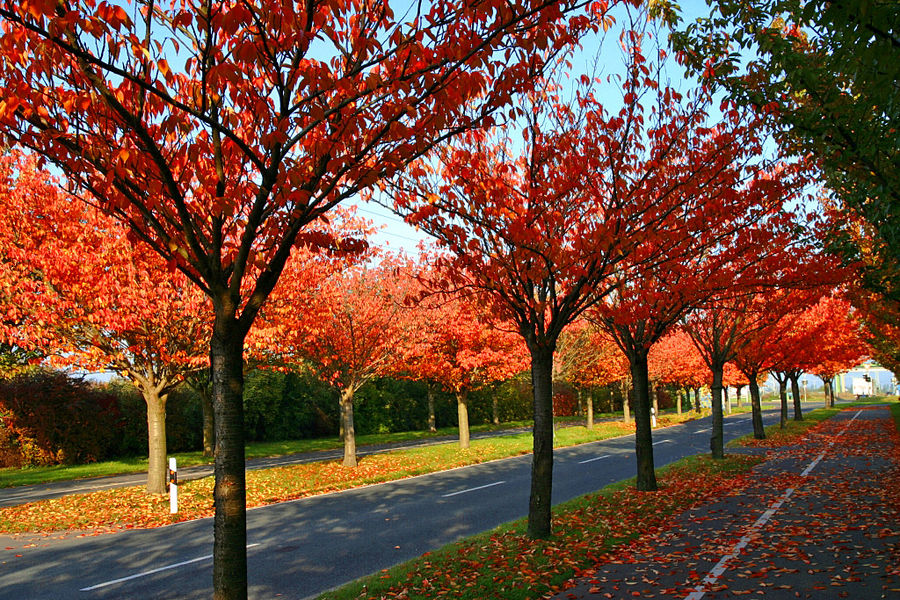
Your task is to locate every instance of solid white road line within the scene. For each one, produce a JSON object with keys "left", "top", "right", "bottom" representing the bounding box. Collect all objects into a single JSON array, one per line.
[
  {"left": 800, "top": 452, "right": 826, "bottom": 477},
  {"left": 79, "top": 544, "right": 260, "bottom": 591},
  {"left": 684, "top": 487, "right": 796, "bottom": 600},
  {"left": 578, "top": 454, "right": 612, "bottom": 464},
  {"left": 652, "top": 439, "right": 672, "bottom": 446},
  {"left": 441, "top": 481, "right": 506, "bottom": 498}
]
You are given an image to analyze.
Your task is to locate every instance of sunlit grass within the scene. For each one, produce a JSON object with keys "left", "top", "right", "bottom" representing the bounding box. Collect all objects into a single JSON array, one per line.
[
  {"left": 0, "top": 410, "right": 699, "bottom": 489},
  {"left": 0, "top": 412, "right": 710, "bottom": 533},
  {"left": 0, "top": 422, "right": 526, "bottom": 489}
]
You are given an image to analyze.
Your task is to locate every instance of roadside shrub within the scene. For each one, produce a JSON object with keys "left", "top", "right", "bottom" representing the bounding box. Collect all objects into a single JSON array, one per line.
[
  {"left": 0, "top": 369, "right": 121, "bottom": 467},
  {"left": 553, "top": 383, "right": 577, "bottom": 417},
  {"left": 490, "top": 374, "right": 534, "bottom": 422},
  {"left": 101, "top": 378, "right": 203, "bottom": 456},
  {"left": 355, "top": 378, "right": 440, "bottom": 434},
  {"left": 243, "top": 368, "right": 337, "bottom": 441}
]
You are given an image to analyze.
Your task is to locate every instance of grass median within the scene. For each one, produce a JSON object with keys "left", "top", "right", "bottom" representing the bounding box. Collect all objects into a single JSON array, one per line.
[
  {"left": 0, "top": 415, "right": 626, "bottom": 489},
  {"left": 0, "top": 412, "right": 700, "bottom": 534},
  {"left": 0, "top": 420, "right": 536, "bottom": 489}
]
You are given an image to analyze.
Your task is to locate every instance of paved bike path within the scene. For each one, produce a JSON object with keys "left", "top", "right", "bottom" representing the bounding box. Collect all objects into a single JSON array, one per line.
[{"left": 553, "top": 406, "right": 900, "bottom": 599}]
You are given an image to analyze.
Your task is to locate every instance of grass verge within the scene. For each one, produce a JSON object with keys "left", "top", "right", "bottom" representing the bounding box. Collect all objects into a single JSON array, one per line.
[
  {"left": 0, "top": 412, "right": 700, "bottom": 534},
  {"left": 0, "top": 419, "right": 543, "bottom": 489},
  {"left": 0, "top": 411, "right": 692, "bottom": 489}
]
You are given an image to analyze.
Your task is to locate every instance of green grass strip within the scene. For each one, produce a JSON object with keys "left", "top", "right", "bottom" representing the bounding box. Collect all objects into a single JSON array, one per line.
[
  {"left": 0, "top": 413, "right": 703, "bottom": 533},
  {"left": 0, "top": 421, "right": 536, "bottom": 488},
  {"left": 0, "top": 412, "right": 693, "bottom": 489}
]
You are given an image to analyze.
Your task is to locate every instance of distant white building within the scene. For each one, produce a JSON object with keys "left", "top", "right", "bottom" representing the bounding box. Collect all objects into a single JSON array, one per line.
[{"left": 836, "top": 360, "right": 896, "bottom": 396}]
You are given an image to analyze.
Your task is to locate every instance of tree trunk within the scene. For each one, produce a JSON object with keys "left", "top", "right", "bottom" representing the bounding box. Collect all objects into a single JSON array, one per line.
[
  {"left": 199, "top": 382, "right": 215, "bottom": 457},
  {"left": 621, "top": 379, "right": 631, "bottom": 423},
  {"left": 527, "top": 344, "right": 554, "bottom": 539},
  {"left": 456, "top": 391, "right": 470, "bottom": 449},
  {"left": 824, "top": 377, "right": 835, "bottom": 408},
  {"left": 340, "top": 387, "right": 358, "bottom": 467},
  {"left": 426, "top": 384, "right": 436, "bottom": 433},
  {"left": 710, "top": 364, "right": 725, "bottom": 459},
  {"left": 748, "top": 375, "right": 766, "bottom": 439},
  {"left": 650, "top": 380, "right": 658, "bottom": 419},
  {"left": 789, "top": 372, "right": 804, "bottom": 421},
  {"left": 736, "top": 385, "right": 743, "bottom": 407},
  {"left": 693, "top": 386, "right": 701, "bottom": 413},
  {"left": 630, "top": 352, "right": 657, "bottom": 491},
  {"left": 492, "top": 395, "right": 500, "bottom": 426},
  {"left": 144, "top": 388, "right": 168, "bottom": 494},
  {"left": 676, "top": 389, "right": 682, "bottom": 415},
  {"left": 777, "top": 376, "right": 788, "bottom": 428},
  {"left": 210, "top": 311, "right": 248, "bottom": 600},
  {"left": 586, "top": 391, "right": 594, "bottom": 430},
  {"left": 724, "top": 385, "right": 731, "bottom": 415}
]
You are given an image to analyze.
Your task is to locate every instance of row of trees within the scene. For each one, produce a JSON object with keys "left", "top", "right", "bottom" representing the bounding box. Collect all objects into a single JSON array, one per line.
[
  {"left": 1, "top": 133, "right": 874, "bottom": 514},
  {"left": 0, "top": 165, "right": 531, "bottom": 478},
  {"left": 0, "top": 1, "right": 893, "bottom": 598}
]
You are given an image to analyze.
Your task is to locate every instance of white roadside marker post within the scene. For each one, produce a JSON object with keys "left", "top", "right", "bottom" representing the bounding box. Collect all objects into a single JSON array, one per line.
[
  {"left": 168, "top": 457, "right": 178, "bottom": 514},
  {"left": 650, "top": 406, "right": 657, "bottom": 429}
]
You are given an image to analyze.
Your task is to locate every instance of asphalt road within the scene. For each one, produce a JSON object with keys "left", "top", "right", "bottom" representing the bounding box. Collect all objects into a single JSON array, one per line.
[{"left": 0, "top": 406, "right": 801, "bottom": 600}]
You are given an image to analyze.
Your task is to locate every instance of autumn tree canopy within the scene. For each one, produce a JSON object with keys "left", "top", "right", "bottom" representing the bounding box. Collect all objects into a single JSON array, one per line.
[
  {"left": 387, "top": 9, "right": 791, "bottom": 528},
  {"left": 0, "top": 153, "right": 209, "bottom": 494},
  {"left": 584, "top": 82, "right": 809, "bottom": 489},
  {"left": 801, "top": 294, "right": 870, "bottom": 405},
  {"left": 404, "top": 279, "right": 528, "bottom": 448},
  {"left": 0, "top": 0, "right": 608, "bottom": 595},
  {"left": 259, "top": 252, "right": 416, "bottom": 467},
  {"left": 648, "top": 330, "right": 708, "bottom": 405}
]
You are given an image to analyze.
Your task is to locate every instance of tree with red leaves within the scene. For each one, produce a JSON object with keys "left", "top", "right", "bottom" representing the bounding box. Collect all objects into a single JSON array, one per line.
[
  {"left": 574, "top": 25, "right": 814, "bottom": 489},
  {"left": 0, "top": 153, "right": 208, "bottom": 494},
  {"left": 404, "top": 286, "right": 528, "bottom": 448},
  {"left": 649, "top": 330, "right": 708, "bottom": 414},
  {"left": 259, "top": 253, "right": 414, "bottom": 467},
  {"left": 802, "top": 295, "right": 870, "bottom": 407},
  {"left": 768, "top": 295, "right": 839, "bottom": 425},
  {"left": 0, "top": 0, "right": 605, "bottom": 593},
  {"left": 589, "top": 157, "right": 803, "bottom": 489},
  {"left": 687, "top": 299, "right": 750, "bottom": 455},
  {"left": 556, "top": 320, "right": 627, "bottom": 428},
  {"left": 388, "top": 12, "right": 785, "bottom": 524},
  {"left": 389, "top": 79, "right": 649, "bottom": 535},
  {"left": 686, "top": 222, "right": 848, "bottom": 456},
  {"left": 731, "top": 290, "right": 816, "bottom": 438}
]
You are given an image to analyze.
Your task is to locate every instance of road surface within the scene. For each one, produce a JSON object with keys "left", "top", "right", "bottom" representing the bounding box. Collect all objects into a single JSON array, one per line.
[{"left": 0, "top": 407, "right": 797, "bottom": 600}]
